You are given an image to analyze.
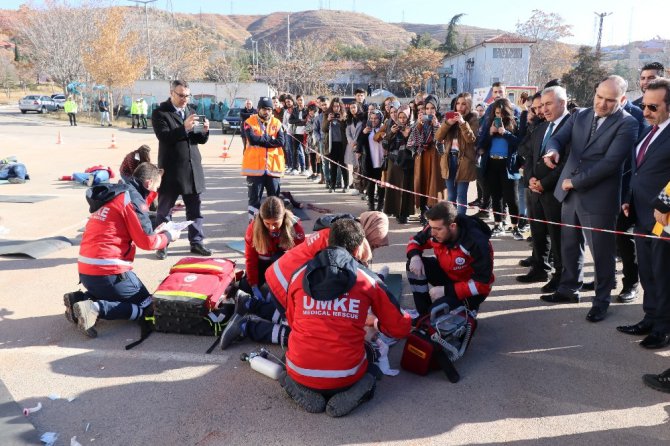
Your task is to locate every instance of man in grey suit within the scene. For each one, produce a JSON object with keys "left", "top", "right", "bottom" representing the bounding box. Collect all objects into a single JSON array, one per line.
[
  {"left": 617, "top": 78, "right": 670, "bottom": 348},
  {"left": 540, "top": 76, "right": 638, "bottom": 322}
]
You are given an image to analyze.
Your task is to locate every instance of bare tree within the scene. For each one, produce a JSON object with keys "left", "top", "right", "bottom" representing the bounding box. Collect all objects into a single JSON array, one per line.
[
  {"left": 205, "top": 51, "right": 251, "bottom": 105},
  {"left": 260, "top": 39, "right": 335, "bottom": 95},
  {"left": 516, "top": 9, "right": 576, "bottom": 86},
  {"left": 18, "top": 0, "right": 101, "bottom": 93}
]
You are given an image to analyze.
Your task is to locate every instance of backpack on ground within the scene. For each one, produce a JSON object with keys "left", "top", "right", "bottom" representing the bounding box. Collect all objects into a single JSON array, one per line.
[
  {"left": 126, "top": 258, "right": 239, "bottom": 350},
  {"left": 400, "top": 303, "right": 477, "bottom": 383}
]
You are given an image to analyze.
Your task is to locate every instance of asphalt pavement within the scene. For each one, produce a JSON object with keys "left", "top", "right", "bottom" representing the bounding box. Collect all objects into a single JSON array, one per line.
[{"left": 0, "top": 106, "right": 668, "bottom": 445}]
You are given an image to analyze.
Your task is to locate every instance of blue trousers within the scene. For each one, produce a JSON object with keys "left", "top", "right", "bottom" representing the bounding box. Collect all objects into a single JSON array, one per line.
[
  {"left": 156, "top": 191, "right": 205, "bottom": 244},
  {"left": 79, "top": 271, "right": 151, "bottom": 320},
  {"left": 284, "top": 135, "right": 294, "bottom": 169},
  {"left": 445, "top": 154, "right": 469, "bottom": 215},
  {"left": 246, "top": 175, "right": 280, "bottom": 219},
  {"left": 292, "top": 140, "right": 305, "bottom": 171},
  {"left": 0, "top": 163, "right": 27, "bottom": 180},
  {"left": 73, "top": 169, "right": 110, "bottom": 185}
]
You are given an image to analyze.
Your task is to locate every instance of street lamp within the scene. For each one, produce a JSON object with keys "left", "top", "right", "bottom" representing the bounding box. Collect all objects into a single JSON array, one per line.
[{"left": 129, "top": 0, "right": 157, "bottom": 80}]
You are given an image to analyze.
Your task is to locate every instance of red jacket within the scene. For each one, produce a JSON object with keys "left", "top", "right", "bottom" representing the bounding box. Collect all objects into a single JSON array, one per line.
[
  {"left": 265, "top": 227, "right": 330, "bottom": 302},
  {"left": 244, "top": 218, "right": 305, "bottom": 287},
  {"left": 78, "top": 180, "right": 168, "bottom": 276},
  {"left": 277, "top": 247, "right": 411, "bottom": 390},
  {"left": 406, "top": 215, "right": 495, "bottom": 299}
]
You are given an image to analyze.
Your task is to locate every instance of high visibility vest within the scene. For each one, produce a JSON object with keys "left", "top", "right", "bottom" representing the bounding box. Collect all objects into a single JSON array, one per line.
[{"left": 241, "top": 115, "right": 285, "bottom": 177}]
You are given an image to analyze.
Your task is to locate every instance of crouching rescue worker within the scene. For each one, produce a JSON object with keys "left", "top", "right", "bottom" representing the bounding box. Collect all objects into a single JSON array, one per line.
[
  {"left": 220, "top": 211, "right": 388, "bottom": 350},
  {"left": 406, "top": 201, "right": 494, "bottom": 316},
  {"left": 64, "top": 163, "right": 183, "bottom": 337},
  {"left": 275, "top": 218, "right": 411, "bottom": 417}
]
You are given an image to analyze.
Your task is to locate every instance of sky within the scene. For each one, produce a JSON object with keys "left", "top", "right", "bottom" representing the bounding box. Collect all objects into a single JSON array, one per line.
[{"left": 2, "top": 0, "right": 668, "bottom": 46}]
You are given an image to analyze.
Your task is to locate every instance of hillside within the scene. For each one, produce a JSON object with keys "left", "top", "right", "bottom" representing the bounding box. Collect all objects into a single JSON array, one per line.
[
  {"left": 0, "top": 7, "right": 507, "bottom": 54},
  {"left": 396, "top": 22, "right": 507, "bottom": 49}
]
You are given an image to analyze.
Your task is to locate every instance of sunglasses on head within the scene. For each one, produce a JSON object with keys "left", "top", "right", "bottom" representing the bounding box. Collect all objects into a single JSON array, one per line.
[{"left": 639, "top": 103, "right": 659, "bottom": 112}]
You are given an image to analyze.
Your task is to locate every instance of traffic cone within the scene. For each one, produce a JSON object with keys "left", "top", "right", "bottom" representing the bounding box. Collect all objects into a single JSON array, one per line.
[
  {"left": 56, "top": 131, "right": 62, "bottom": 145},
  {"left": 220, "top": 138, "right": 231, "bottom": 158},
  {"left": 108, "top": 133, "right": 117, "bottom": 149}
]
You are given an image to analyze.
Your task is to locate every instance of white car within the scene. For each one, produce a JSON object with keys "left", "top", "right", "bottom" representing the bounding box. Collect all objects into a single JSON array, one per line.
[
  {"left": 19, "top": 95, "right": 58, "bottom": 114},
  {"left": 51, "top": 94, "right": 66, "bottom": 109}
]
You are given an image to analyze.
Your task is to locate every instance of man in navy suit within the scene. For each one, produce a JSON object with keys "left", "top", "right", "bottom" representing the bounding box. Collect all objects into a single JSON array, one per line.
[
  {"left": 617, "top": 78, "right": 670, "bottom": 348},
  {"left": 540, "top": 76, "right": 638, "bottom": 322},
  {"left": 632, "top": 62, "right": 664, "bottom": 108}
]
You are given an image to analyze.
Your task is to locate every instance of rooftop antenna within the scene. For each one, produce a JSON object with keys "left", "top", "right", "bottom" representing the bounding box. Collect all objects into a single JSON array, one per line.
[{"left": 594, "top": 11, "right": 612, "bottom": 58}]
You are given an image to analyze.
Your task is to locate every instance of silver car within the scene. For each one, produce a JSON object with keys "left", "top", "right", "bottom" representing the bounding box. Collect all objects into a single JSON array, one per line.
[
  {"left": 51, "top": 94, "right": 66, "bottom": 109},
  {"left": 19, "top": 95, "right": 58, "bottom": 114}
]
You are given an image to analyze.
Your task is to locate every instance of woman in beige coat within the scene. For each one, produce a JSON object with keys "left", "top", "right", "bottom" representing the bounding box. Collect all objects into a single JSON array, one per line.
[{"left": 436, "top": 92, "right": 479, "bottom": 215}]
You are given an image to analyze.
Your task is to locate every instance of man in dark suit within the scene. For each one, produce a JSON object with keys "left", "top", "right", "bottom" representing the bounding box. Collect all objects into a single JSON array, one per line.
[
  {"left": 516, "top": 86, "right": 570, "bottom": 293},
  {"left": 632, "top": 62, "right": 665, "bottom": 108},
  {"left": 152, "top": 80, "right": 211, "bottom": 259},
  {"left": 617, "top": 78, "right": 670, "bottom": 348},
  {"left": 540, "top": 75, "right": 638, "bottom": 322}
]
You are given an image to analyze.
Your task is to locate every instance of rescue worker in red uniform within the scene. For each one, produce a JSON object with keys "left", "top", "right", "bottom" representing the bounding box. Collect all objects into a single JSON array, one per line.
[
  {"left": 220, "top": 211, "right": 385, "bottom": 350},
  {"left": 219, "top": 197, "right": 304, "bottom": 349},
  {"left": 407, "top": 201, "right": 495, "bottom": 316},
  {"left": 265, "top": 211, "right": 389, "bottom": 305},
  {"left": 276, "top": 218, "right": 411, "bottom": 417},
  {"left": 64, "top": 163, "right": 183, "bottom": 338}
]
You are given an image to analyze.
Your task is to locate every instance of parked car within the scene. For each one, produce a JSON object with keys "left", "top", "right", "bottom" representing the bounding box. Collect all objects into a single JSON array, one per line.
[
  {"left": 222, "top": 108, "right": 242, "bottom": 134},
  {"left": 19, "top": 95, "right": 58, "bottom": 114},
  {"left": 51, "top": 94, "right": 66, "bottom": 109}
]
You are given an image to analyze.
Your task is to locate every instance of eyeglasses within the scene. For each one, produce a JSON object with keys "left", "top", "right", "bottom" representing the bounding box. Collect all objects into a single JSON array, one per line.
[
  {"left": 640, "top": 103, "right": 659, "bottom": 112},
  {"left": 172, "top": 91, "right": 191, "bottom": 99}
]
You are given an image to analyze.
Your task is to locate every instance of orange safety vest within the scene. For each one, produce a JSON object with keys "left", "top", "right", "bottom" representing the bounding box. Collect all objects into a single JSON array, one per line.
[{"left": 241, "top": 115, "right": 285, "bottom": 177}]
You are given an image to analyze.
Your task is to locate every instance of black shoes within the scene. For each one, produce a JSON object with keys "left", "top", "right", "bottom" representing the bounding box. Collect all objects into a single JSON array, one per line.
[
  {"left": 396, "top": 215, "right": 408, "bottom": 224},
  {"left": 617, "top": 286, "right": 638, "bottom": 303},
  {"left": 586, "top": 306, "right": 607, "bottom": 323},
  {"left": 616, "top": 320, "right": 652, "bottom": 336},
  {"left": 516, "top": 270, "right": 549, "bottom": 283},
  {"left": 155, "top": 247, "right": 167, "bottom": 260},
  {"left": 190, "top": 243, "right": 212, "bottom": 256},
  {"left": 541, "top": 276, "right": 560, "bottom": 293},
  {"left": 518, "top": 257, "right": 533, "bottom": 267},
  {"left": 640, "top": 332, "right": 670, "bottom": 349},
  {"left": 540, "top": 291, "right": 580, "bottom": 304},
  {"left": 643, "top": 368, "right": 670, "bottom": 393}
]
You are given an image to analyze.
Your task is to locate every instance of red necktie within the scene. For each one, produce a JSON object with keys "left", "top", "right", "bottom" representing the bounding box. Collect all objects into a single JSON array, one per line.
[{"left": 636, "top": 125, "right": 659, "bottom": 167}]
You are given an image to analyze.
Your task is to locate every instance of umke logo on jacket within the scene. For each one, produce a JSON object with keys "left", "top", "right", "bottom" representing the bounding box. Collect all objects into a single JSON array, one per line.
[{"left": 302, "top": 295, "right": 361, "bottom": 320}]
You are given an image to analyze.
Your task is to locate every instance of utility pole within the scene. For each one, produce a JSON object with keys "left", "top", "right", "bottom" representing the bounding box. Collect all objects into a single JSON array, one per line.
[
  {"left": 594, "top": 11, "right": 612, "bottom": 59},
  {"left": 130, "top": 0, "right": 158, "bottom": 80},
  {"left": 287, "top": 14, "right": 291, "bottom": 57}
]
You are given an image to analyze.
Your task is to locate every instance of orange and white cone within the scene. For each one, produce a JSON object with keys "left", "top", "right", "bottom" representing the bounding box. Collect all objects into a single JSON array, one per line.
[
  {"left": 56, "top": 131, "right": 63, "bottom": 145},
  {"left": 108, "top": 133, "right": 117, "bottom": 149},
  {"left": 220, "top": 138, "right": 231, "bottom": 158}
]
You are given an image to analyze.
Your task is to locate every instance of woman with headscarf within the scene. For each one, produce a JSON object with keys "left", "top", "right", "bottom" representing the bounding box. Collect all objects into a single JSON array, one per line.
[
  {"left": 382, "top": 104, "right": 414, "bottom": 224},
  {"left": 408, "top": 94, "right": 445, "bottom": 225},
  {"left": 356, "top": 109, "right": 386, "bottom": 211}
]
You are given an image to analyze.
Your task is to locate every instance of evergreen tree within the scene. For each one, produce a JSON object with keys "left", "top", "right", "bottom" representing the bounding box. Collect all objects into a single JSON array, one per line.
[
  {"left": 439, "top": 13, "right": 465, "bottom": 55},
  {"left": 561, "top": 46, "right": 607, "bottom": 106}
]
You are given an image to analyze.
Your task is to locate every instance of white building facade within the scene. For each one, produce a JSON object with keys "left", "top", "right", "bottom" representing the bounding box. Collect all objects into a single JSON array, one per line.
[{"left": 436, "top": 34, "right": 535, "bottom": 97}]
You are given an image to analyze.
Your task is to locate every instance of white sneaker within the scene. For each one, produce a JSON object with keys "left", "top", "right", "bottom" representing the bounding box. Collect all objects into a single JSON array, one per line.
[
  {"left": 302, "top": 169, "right": 312, "bottom": 177},
  {"left": 290, "top": 169, "right": 299, "bottom": 175},
  {"left": 377, "top": 265, "right": 390, "bottom": 280},
  {"left": 350, "top": 189, "right": 360, "bottom": 196}
]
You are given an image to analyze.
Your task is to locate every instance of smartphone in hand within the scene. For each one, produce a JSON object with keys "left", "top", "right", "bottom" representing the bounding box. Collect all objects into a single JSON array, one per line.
[
  {"left": 494, "top": 117, "right": 502, "bottom": 128},
  {"left": 445, "top": 111, "right": 458, "bottom": 120}
]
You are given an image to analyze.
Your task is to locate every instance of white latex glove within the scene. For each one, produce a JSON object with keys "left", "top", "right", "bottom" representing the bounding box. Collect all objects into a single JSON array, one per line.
[
  {"left": 375, "top": 338, "right": 400, "bottom": 376},
  {"left": 429, "top": 286, "right": 445, "bottom": 302},
  {"left": 408, "top": 255, "right": 425, "bottom": 277}
]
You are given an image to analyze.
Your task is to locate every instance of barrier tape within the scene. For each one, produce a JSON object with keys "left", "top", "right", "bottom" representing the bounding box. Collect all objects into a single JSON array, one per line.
[{"left": 279, "top": 125, "right": 670, "bottom": 242}]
